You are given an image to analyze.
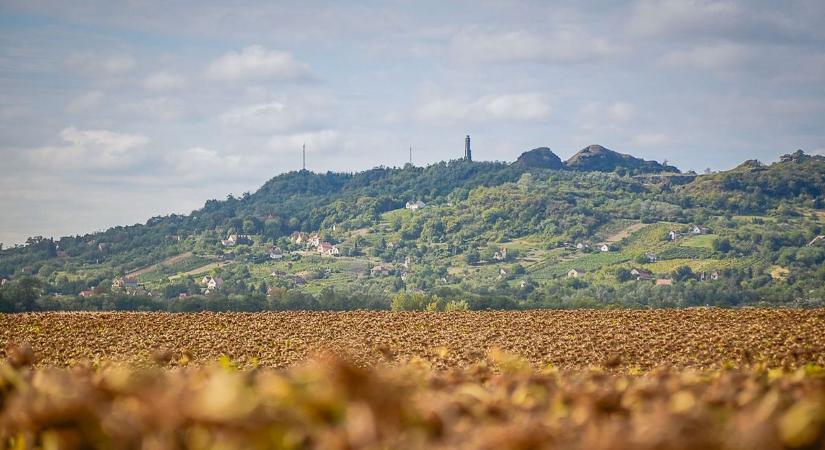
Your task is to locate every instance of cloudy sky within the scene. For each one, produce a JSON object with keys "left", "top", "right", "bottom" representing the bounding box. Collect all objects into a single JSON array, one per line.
[{"left": 1, "top": 0, "right": 824, "bottom": 246}]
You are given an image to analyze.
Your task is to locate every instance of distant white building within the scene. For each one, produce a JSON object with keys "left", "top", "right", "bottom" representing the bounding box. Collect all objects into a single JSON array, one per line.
[
  {"left": 568, "top": 268, "right": 585, "bottom": 278},
  {"left": 405, "top": 200, "right": 426, "bottom": 211},
  {"left": 269, "top": 247, "right": 284, "bottom": 259}
]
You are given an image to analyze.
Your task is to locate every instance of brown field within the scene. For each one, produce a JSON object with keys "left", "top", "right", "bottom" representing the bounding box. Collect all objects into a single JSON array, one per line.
[
  {"left": 2, "top": 309, "right": 825, "bottom": 449},
  {"left": 2, "top": 309, "right": 824, "bottom": 369}
]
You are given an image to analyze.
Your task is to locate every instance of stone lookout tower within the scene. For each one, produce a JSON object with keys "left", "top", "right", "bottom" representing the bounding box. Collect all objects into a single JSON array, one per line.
[{"left": 465, "top": 135, "right": 472, "bottom": 161}]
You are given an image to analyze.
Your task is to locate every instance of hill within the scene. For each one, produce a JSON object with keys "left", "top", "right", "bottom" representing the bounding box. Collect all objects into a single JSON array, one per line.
[
  {"left": 565, "top": 144, "right": 679, "bottom": 174},
  {"left": 512, "top": 147, "right": 564, "bottom": 170},
  {"left": 1, "top": 148, "right": 824, "bottom": 312}
]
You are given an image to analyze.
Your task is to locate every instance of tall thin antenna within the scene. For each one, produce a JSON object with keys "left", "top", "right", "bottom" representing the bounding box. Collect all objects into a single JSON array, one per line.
[
  {"left": 302, "top": 142, "right": 306, "bottom": 171},
  {"left": 409, "top": 146, "right": 412, "bottom": 165}
]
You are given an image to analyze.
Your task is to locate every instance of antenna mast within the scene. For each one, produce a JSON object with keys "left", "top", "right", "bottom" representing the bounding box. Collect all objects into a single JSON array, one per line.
[
  {"left": 302, "top": 143, "right": 306, "bottom": 171},
  {"left": 409, "top": 146, "right": 412, "bottom": 165}
]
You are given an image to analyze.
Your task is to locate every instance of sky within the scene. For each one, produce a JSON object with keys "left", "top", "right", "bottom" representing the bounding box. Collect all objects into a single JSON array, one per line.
[{"left": 1, "top": 0, "right": 824, "bottom": 246}]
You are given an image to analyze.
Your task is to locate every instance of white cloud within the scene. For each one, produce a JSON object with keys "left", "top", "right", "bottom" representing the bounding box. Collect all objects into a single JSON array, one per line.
[
  {"left": 219, "top": 98, "right": 330, "bottom": 134},
  {"left": 65, "top": 53, "right": 135, "bottom": 75},
  {"left": 29, "top": 127, "right": 150, "bottom": 171},
  {"left": 416, "top": 93, "right": 550, "bottom": 123},
  {"left": 268, "top": 129, "right": 341, "bottom": 155},
  {"left": 659, "top": 42, "right": 751, "bottom": 71},
  {"left": 627, "top": 0, "right": 742, "bottom": 38},
  {"left": 66, "top": 90, "right": 104, "bottom": 112},
  {"left": 631, "top": 133, "right": 673, "bottom": 147},
  {"left": 122, "top": 97, "right": 186, "bottom": 120},
  {"left": 142, "top": 71, "right": 187, "bottom": 91},
  {"left": 205, "top": 45, "right": 312, "bottom": 81},
  {"left": 448, "top": 28, "right": 619, "bottom": 64},
  {"left": 578, "top": 101, "right": 636, "bottom": 128}
]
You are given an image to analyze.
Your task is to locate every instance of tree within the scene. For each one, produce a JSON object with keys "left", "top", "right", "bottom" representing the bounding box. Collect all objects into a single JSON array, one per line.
[
  {"left": 672, "top": 266, "right": 695, "bottom": 282},
  {"left": 712, "top": 238, "right": 731, "bottom": 253},
  {"left": 616, "top": 268, "right": 633, "bottom": 283}
]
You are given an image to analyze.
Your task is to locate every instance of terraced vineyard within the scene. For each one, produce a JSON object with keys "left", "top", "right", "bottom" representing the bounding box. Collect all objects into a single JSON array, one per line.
[{"left": 1, "top": 309, "right": 825, "bottom": 449}]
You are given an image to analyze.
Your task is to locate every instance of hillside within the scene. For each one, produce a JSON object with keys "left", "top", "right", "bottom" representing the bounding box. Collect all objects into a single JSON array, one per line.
[
  {"left": 565, "top": 144, "right": 679, "bottom": 174},
  {"left": 1, "top": 148, "right": 824, "bottom": 312}
]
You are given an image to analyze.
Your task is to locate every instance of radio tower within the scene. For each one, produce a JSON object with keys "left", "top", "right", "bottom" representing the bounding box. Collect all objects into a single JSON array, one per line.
[
  {"left": 302, "top": 143, "right": 306, "bottom": 171},
  {"left": 465, "top": 135, "right": 472, "bottom": 161},
  {"left": 409, "top": 146, "right": 413, "bottom": 165}
]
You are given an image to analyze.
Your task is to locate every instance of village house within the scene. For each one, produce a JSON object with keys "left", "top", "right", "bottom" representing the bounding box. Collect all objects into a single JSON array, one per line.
[
  {"left": 290, "top": 231, "right": 307, "bottom": 244},
  {"left": 371, "top": 265, "right": 391, "bottom": 277},
  {"left": 405, "top": 200, "right": 426, "bottom": 211},
  {"left": 403, "top": 256, "right": 412, "bottom": 269},
  {"left": 201, "top": 276, "right": 223, "bottom": 293},
  {"left": 269, "top": 247, "right": 284, "bottom": 260},
  {"left": 493, "top": 247, "right": 508, "bottom": 261},
  {"left": 79, "top": 290, "right": 95, "bottom": 298},
  {"left": 655, "top": 279, "right": 674, "bottom": 286},
  {"left": 700, "top": 270, "right": 720, "bottom": 281},
  {"left": 0, "top": 278, "right": 8, "bottom": 286},
  {"left": 221, "top": 234, "right": 251, "bottom": 247},
  {"left": 318, "top": 242, "right": 340, "bottom": 257},
  {"left": 576, "top": 243, "right": 590, "bottom": 250},
  {"left": 598, "top": 243, "right": 611, "bottom": 252},
  {"left": 645, "top": 253, "right": 659, "bottom": 262},
  {"left": 691, "top": 225, "right": 711, "bottom": 235},
  {"left": 630, "top": 268, "right": 654, "bottom": 281},
  {"left": 179, "top": 293, "right": 188, "bottom": 299},
  {"left": 808, "top": 236, "right": 825, "bottom": 247},
  {"left": 567, "top": 268, "right": 585, "bottom": 278},
  {"left": 307, "top": 234, "right": 322, "bottom": 248},
  {"left": 499, "top": 268, "right": 509, "bottom": 277},
  {"left": 112, "top": 277, "right": 139, "bottom": 290},
  {"left": 668, "top": 230, "right": 679, "bottom": 241}
]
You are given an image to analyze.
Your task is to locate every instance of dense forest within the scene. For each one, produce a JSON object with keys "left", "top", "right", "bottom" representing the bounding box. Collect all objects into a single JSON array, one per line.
[{"left": 1, "top": 146, "right": 824, "bottom": 312}]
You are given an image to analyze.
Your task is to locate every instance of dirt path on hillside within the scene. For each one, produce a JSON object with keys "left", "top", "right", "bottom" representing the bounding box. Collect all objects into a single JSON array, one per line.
[{"left": 126, "top": 252, "right": 193, "bottom": 278}]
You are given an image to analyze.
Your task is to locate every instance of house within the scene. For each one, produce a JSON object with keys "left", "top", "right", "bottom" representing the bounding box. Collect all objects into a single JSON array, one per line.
[
  {"left": 221, "top": 234, "right": 251, "bottom": 246},
  {"left": 668, "top": 230, "right": 679, "bottom": 241},
  {"left": 112, "top": 277, "right": 139, "bottom": 290},
  {"left": 499, "top": 268, "right": 508, "bottom": 276},
  {"left": 386, "top": 241, "right": 396, "bottom": 250},
  {"left": 576, "top": 243, "right": 590, "bottom": 250},
  {"left": 808, "top": 236, "right": 825, "bottom": 247},
  {"left": 493, "top": 247, "right": 508, "bottom": 261},
  {"left": 701, "top": 270, "right": 720, "bottom": 281},
  {"left": 371, "top": 265, "right": 391, "bottom": 277},
  {"left": 79, "top": 290, "right": 95, "bottom": 298},
  {"left": 405, "top": 200, "right": 426, "bottom": 211},
  {"left": 655, "top": 279, "right": 674, "bottom": 286},
  {"left": 0, "top": 278, "right": 8, "bottom": 286},
  {"left": 201, "top": 276, "right": 223, "bottom": 291},
  {"left": 307, "top": 234, "right": 322, "bottom": 248},
  {"left": 269, "top": 247, "right": 284, "bottom": 260},
  {"left": 567, "top": 268, "right": 585, "bottom": 278},
  {"left": 179, "top": 293, "right": 188, "bottom": 299},
  {"left": 290, "top": 232, "right": 307, "bottom": 244},
  {"left": 598, "top": 243, "right": 611, "bottom": 252},
  {"left": 318, "top": 242, "right": 339, "bottom": 257},
  {"left": 645, "top": 253, "right": 659, "bottom": 263},
  {"left": 403, "top": 256, "right": 412, "bottom": 269},
  {"left": 630, "top": 268, "right": 654, "bottom": 281},
  {"left": 691, "top": 225, "right": 711, "bottom": 235}
]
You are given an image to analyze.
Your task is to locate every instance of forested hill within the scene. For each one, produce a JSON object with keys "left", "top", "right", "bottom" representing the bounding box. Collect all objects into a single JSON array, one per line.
[{"left": 1, "top": 148, "right": 824, "bottom": 312}]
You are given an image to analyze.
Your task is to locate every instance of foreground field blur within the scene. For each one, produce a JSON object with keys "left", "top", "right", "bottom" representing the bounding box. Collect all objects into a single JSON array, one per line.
[{"left": 1, "top": 309, "right": 825, "bottom": 449}]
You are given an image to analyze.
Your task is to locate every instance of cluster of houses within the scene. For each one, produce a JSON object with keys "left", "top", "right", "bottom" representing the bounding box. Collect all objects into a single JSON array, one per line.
[
  {"left": 575, "top": 242, "right": 614, "bottom": 252},
  {"left": 370, "top": 256, "right": 414, "bottom": 278},
  {"left": 669, "top": 225, "right": 711, "bottom": 241},
  {"left": 201, "top": 276, "right": 224, "bottom": 294},
  {"left": 567, "top": 267, "right": 720, "bottom": 284},
  {"left": 290, "top": 232, "right": 340, "bottom": 257},
  {"left": 111, "top": 276, "right": 149, "bottom": 296}
]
